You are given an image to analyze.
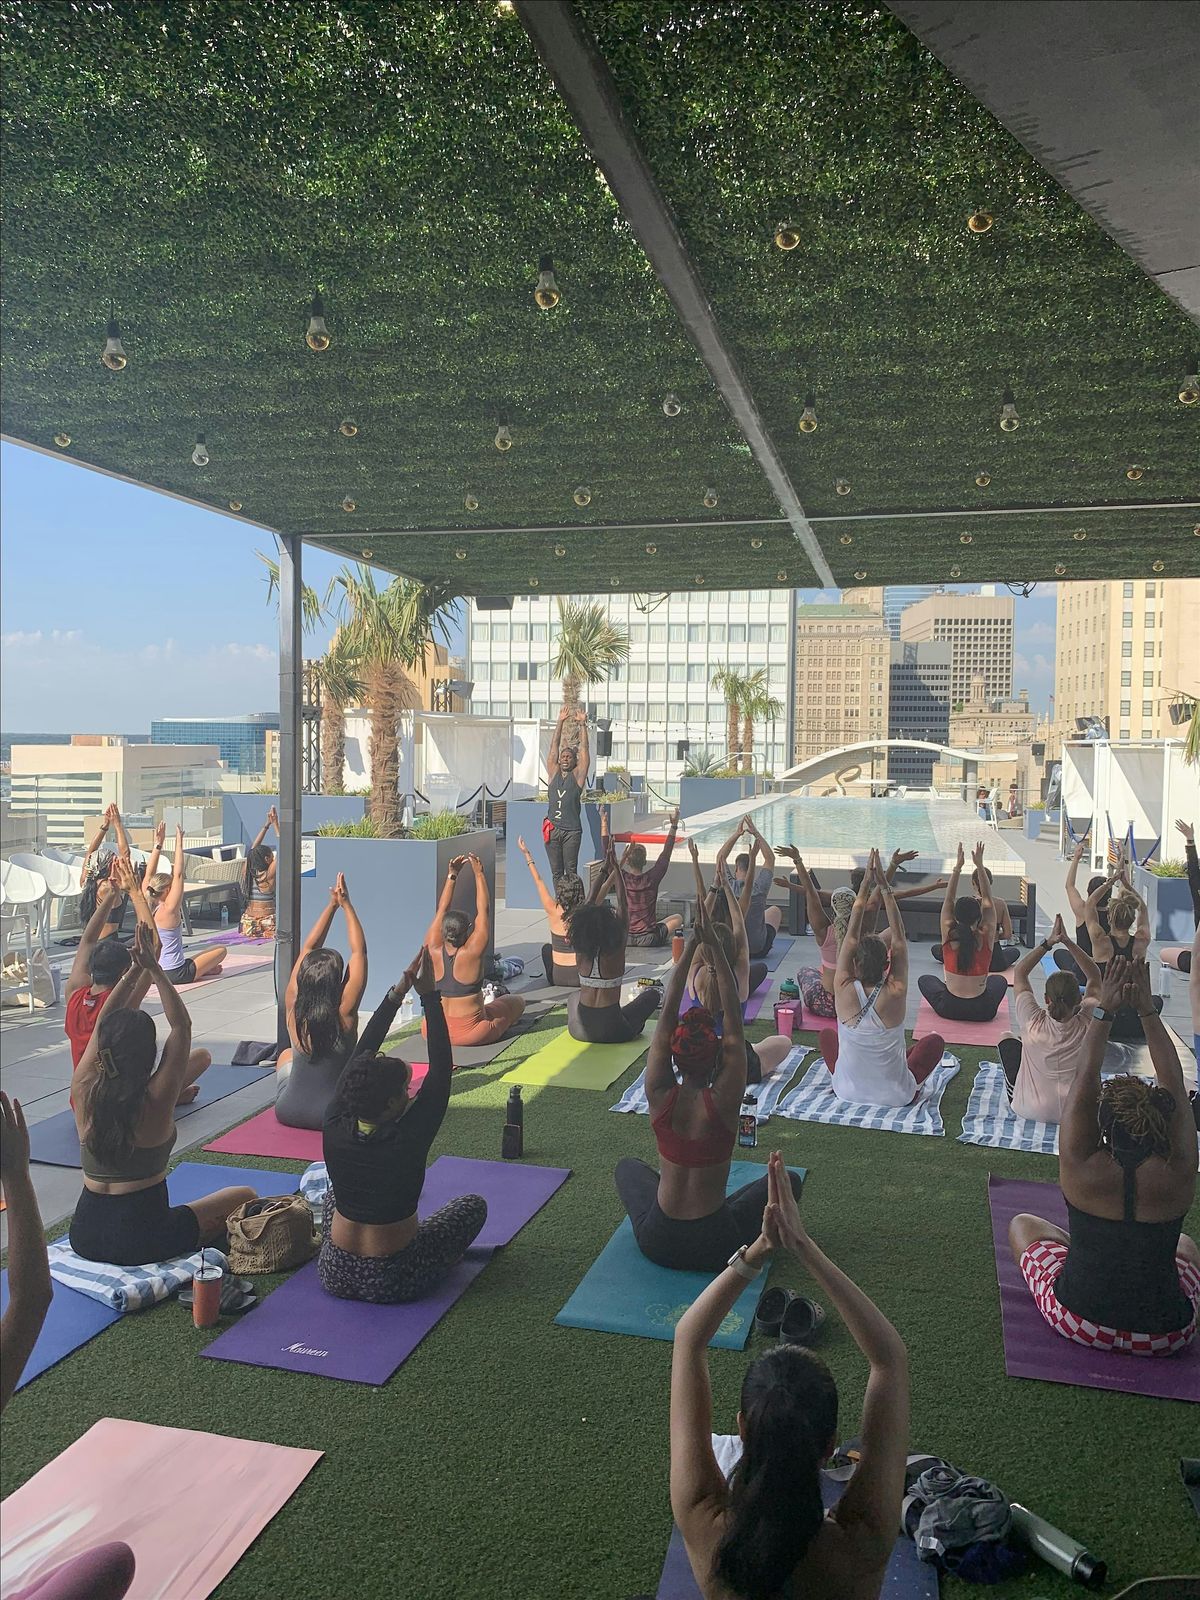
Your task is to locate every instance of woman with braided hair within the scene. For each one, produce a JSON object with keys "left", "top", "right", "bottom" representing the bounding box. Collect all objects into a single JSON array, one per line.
[{"left": 1009, "top": 956, "right": 1199, "bottom": 1355}]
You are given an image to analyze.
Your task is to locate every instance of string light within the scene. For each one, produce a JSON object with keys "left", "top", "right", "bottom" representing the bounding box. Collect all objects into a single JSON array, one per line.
[
  {"left": 573, "top": 485, "right": 592, "bottom": 507},
  {"left": 1054, "top": 562, "right": 1067, "bottom": 575},
  {"left": 975, "top": 471, "right": 991, "bottom": 487},
  {"left": 191, "top": 434, "right": 209, "bottom": 467},
  {"left": 495, "top": 415, "right": 513, "bottom": 451},
  {"left": 361, "top": 548, "right": 373, "bottom": 560},
  {"left": 750, "top": 538, "right": 763, "bottom": 550},
  {"left": 853, "top": 569, "right": 867, "bottom": 580},
  {"left": 529, "top": 577, "right": 540, "bottom": 587},
  {"left": 534, "top": 255, "right": 560, "bottom": 310},
  {"left": 999, "top": 387, "right": 1019, "bottom": 431},
  {"left": 454, "top": 548, "right": 467, "bottom": 560},
  {"left": 53, "top": 432, "right": 71, "bottom": 448},
  {"left": 1072, "top": 529, "right": 1087, "bottom": 541},
  {"left": 1125, "top": 465, "right": 1143, "bottom": 481},
  {"left": 774, "top": 222, "right": 800, "bottom": 251},
  {"left": 645, "top": 543, "right": 657, "bottom": 555},
  {"left": 342, "top": 495, "right": 356, "bottom": 513},
  {"left": 839, "top": 533, "right": 853, "bottom": 546},
  {"left": 464, "top": 492, "right": 479, "bottom": 511},
  {"left": 339, "top": 418, "right": 358, "bottom": 437},
  {"left": 776, "top": 571, "right": 789, "bottom": 582},
  {"left": 959, "top": 533, "right": 973, "bottom": 544},
  {"left": 228, "top": 499, "right": 242, "bottom": 512},
  {"left": 1179, "top": 356, "right": 1199, "bottom": 405},
  {"left": 702, "top": 487, "right": 718, "bottom": 508},
  {"left": 101, "top": 313, "right": 127, "bottom": 371},
  {"left": 967, "top": 210, "right": 994, "bottom": 233},
  {"left": 950, "top": 565, "right": 961, "bottom": 578},
  {"left": 835, "top": 478, "right": 851, "bottom": 496},
  {"left": 554, "top": 544, "right": 566, "bottom": 557},
  {"left": 797, "top": 393, "right": 818, "bottom": 434},
  {"left": 662, "top": 393, "right": 681, "bottom": 416},
  {"left": 1152, "top": 560, "right": 1165, "bottom": 572},
  {"left": 306, "top": 293, "right": 331, "bottom": 351}
]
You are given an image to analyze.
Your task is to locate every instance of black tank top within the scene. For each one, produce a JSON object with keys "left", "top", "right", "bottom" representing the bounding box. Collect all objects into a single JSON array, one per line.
[
  {"left": 1056, "top": 1162, "right": 1191, "bottom": 1334},
  {"left": 547, "top": 773, "right": 582, "bottom": 832},
  {"left": 438, "top": 944, "right": 482, "bottom": 999},
  {"left": 551, "top": 930, "right": 573, "bottom": 953}
]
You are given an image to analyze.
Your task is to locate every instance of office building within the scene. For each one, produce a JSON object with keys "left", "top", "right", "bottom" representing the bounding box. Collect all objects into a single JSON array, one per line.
[
  {"left": 7, "top": 738, "right": 221, "bottom": 850},
  {"left": 792, "top": 602, "right": 891, "bottom": 768},
  {"left": 888, "top": 640, "right": 951, "bottom": 785},
  {"left": 949, "top": 673, "right": 1036, "bottom": 751},
  {"left": 465, "top": 590, "right": 795, "bottom": 796},
  {"left": 151, "top": 713, "right": 278, "bottom": 776},
  {"left": 899, "top": 591, "right": 1015, "bottom": 706},
  {"left": 1054, "top": 578, "right": 1200, "bottom": 744},
  {"left": 884, "top": 585, "right": 939, "bottom": 640}
]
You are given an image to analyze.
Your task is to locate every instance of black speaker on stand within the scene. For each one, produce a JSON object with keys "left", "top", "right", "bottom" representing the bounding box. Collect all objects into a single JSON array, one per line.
[
  {"left": 675, "top": 739, "right": 691, "bottom": 761},
  {"left": 596, "top": 730, "right": 614, "bottom": 757}
]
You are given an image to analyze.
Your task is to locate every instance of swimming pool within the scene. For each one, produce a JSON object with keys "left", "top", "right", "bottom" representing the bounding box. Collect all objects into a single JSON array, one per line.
[{"left": 685, "top": 794, "right": 1023, "bottom": 874}]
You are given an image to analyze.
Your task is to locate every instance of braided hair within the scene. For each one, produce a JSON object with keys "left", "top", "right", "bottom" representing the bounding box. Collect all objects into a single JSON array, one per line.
[{"left": 1098, "top": 1074, "right": 1175, "bottom": 1164}]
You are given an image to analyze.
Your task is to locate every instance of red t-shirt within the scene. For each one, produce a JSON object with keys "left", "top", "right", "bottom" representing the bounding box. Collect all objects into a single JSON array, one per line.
[{"left": 65, "top": 985, "right": 113, "bottom": 1069}]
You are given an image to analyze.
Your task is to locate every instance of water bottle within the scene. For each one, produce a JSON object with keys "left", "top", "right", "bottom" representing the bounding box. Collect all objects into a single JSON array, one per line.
[
  {"left": 506, "top": 1085, "right": 524, "bottom": 1131},
  {"left": 502, "top": 1085, "right": 524, "bottom": 1159},
  {"left": 737, "top": 1092, "right": 758, "bottom": 1148},
  {"left": 1009, "top": 1504, "right": 1106, "bottom": 1588},
  {"left": 399, "top": 991, "right": 416, "bottom": 1028},
  {"left": 220, "top": 905, "right": 229, "bottom": 929}
]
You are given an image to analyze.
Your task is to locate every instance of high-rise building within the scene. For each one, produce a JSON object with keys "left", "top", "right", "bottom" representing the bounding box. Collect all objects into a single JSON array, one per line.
[
  {"left": 899, "top": 591, "right": 1015, "bottom": 706},
  {"left": 151, "top": 713, "right": 278, "bottom": 776},
  {"left": 1054, "top": 578, "right": 1200, "bottom": 743},
  {"left": 465, "top": 590, "right": 795, "bottom": 796},
  {"left": 792, "top": 602, "right": 891, "bottom": 767},
  {"left": 949, "top": 673, "right": 1036, "bottom": 752},
  {"left": 7, "top": 739, "right": 221, "bottom": 849},
  {"left": 888, "top": 640, "right": 951, "bottom": 785},
  {"left": 883, "top": 585, "right": 939, "bottom": 640}
]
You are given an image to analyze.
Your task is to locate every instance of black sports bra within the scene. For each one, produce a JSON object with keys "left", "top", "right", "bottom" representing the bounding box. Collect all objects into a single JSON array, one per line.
[{"left": 439, "top": 944, "right": 482, "bottom": 999}]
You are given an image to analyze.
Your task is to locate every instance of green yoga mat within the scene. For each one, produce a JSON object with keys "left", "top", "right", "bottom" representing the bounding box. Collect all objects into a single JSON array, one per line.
[
  {"left": 500, "top": 1029, "right": 648, "bottom": 1090},
  {"left": 555, "top": 1161, "right": 807, "bottom": 1349}
]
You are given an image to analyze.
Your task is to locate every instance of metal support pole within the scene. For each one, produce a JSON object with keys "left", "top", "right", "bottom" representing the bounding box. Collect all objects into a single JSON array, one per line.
[{"left": 276, "top": 534, "right": 303, "bottom": 1047}]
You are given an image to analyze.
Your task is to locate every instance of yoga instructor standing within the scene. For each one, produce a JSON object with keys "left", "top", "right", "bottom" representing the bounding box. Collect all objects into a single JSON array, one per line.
[{"left": 544, "top": 707, "right": 588, "bottom": 881}]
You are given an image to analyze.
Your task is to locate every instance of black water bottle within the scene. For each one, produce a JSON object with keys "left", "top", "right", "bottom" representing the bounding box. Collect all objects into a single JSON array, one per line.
[{"left": 502, "top": 1086, "right": 524, "bottom": 1159}]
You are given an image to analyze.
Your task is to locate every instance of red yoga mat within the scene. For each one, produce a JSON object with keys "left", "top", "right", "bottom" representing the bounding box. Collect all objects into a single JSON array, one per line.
[{"left": 204, "top": 1063, "right": 430, "bottom": 1159}]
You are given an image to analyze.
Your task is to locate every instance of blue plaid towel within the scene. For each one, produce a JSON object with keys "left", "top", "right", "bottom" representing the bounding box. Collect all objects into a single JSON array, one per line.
[
  {"left": 958, "top": 1062, "right": 1061, "bottom": 1155},
  {"left": 47, "top": 1240, "right": 230, "bottom": 1313},
  {"left": 609, "top": 1045, "right": 812, "bottom": 1124},
  {"left": 300, "top": 1161, "right": 328, "bottom": 1209},
  {"left": 775, "top": 1055, "right": 960, "bottom": 1136}
]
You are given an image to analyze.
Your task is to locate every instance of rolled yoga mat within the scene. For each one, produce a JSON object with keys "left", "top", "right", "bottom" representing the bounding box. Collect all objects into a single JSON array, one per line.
[
  {"left": 27, "top": 1066, "right": 275, "bottom": 1168},
  {"left": 988, "top": 1174, "right": 1200, "bottom": 1402},
  {"left": 204, "top": 1064, "right": 431, "bottom": 1160},
  {"left": 202, "top": 1157, "right": 570, "bottom": 1383},
  {"left": 555, "top": 1161, "right": 805, "bottom": 1350},
  {"left": 0, "top": 1418, "right": 321, "bottom": 1600},
  {"left": 501, "top": 1029, "right": 649, "bottom": 1090}
]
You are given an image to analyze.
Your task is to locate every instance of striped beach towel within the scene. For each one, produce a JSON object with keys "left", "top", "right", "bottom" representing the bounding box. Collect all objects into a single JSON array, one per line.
[
  {"left": 958, "top": 1063, "right": 1060, "bottom": 1155},
  {"left": 47, "top": 1241, "right": 229, "bottom": 1313},
  {"left": 609, "top": 1045, "right": 812, "bottom": 1123},
  {"left": 775, "top": 1055, "right": 960, "bottom": 1136},
  {"left": 300, "top": 1162, "right": 328, "bottom": 1209}
]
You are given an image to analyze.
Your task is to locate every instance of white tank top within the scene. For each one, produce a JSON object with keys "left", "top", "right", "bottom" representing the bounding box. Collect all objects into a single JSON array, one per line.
[{"left": 832, "top": 980, "right": 918, "bottom": 1107}]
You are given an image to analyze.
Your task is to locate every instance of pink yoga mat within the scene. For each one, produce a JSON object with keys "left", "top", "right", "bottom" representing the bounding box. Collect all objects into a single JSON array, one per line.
[
  {"left": 987, "top": 1175, "right": 1200, "bottom": 1402},
  {"left": 0, "top": 1418, "right": 321, "bottom": 1599},
  {"left": 204, "top": 1063, "right": 430, "bottom": 1159},
  {"left": 914, "top": 994, "right": 1011, "bottom": 1046}
]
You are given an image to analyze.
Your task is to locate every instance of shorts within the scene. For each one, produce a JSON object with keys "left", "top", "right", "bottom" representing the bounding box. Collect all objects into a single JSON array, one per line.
[
  {"left": 628, "top": 923, "right": 670, "bottom": 948},
  {"left": 161, "top": 958, "right": 198, "bottom": 985},
  {"left": 69, "top": 1180, "right": 201, "bottom": 1266},
  {"left": 748, "top": 923, "right": 776, "bottom": 961},
  {"left": 1019, "top": 1239, "right": 1200, "bottom": 1356},
  {"left": 240, "top": 905, "right": 276, "bottom": 939}
]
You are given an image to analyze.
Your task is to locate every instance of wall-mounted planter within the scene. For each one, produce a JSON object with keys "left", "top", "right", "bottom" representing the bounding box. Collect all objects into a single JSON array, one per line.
[{"left": 1134, "top": 863, "right": 1196, "bottom": 943}]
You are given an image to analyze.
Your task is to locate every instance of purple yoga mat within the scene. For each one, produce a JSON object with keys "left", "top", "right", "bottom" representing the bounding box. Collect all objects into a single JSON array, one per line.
[
  {"left": 202, "top": 1158, "right": 570, "bottom": 1384},
  {"left": 988, "top": 1175, "right": 1200, "bottom": 1402}
]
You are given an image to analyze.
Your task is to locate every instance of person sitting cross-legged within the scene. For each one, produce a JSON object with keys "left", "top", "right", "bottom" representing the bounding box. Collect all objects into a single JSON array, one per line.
[
  {"left": 426, "top": 853, "right": 526, "bottom": 1048},
  {"left": 916, "top": 841, "right": 1008, "bottom": 1024},
  {"left": 567, "top": 829, "right": 661, "bottom": 1044},
  {"left": 614, "top": 902, "right": 803, "bottom": 1273},
  {"left": 821, "top": 850, "right": 945, "bottom": 1106},
  {"left": 620, "top": 807, "right": 683, "bottom": 950},
  {"left": 999, "top": 914, "right": 1103, "bottom": 1124},
  {"left": 144, "top": 825, "right": 227, "bottom": 985},
  {"left": 276, "top": 873, "right": 368, "bottom": 1129},
  {"left": 721, "top": 813, "right": 782, "bottom": 961},
  {"left": 515, "top": 835, "right": 584, "bottom": 988},
  {"left": 319, "top": 947, "right": 487, "bottom": 1305},
  {"left": 1009, "top": 956, "right": 1199, "bottom": 1356}
]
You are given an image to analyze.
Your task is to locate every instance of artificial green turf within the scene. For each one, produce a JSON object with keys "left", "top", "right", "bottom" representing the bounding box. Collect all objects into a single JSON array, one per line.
[{"left": 3, "top": 1011, "right": 1197, "bottom": 1598}]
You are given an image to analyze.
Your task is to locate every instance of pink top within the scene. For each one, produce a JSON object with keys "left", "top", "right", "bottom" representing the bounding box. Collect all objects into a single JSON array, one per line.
[
  {"left": 818, "top": 922, "right": 839, "bottom": 971},
  {"left": 1010, "top": 990, "right": 1092, "bottom": 1124}
]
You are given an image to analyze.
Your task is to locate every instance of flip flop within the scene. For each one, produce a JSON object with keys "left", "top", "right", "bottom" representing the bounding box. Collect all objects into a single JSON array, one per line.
[
  {"left": 179, "top": 1275, "right": 257, "bottom": 1315},
  {"left": 779, "top": 1296, "right": 826, "bottom": 1346},
  {"left": 753, "top": 1285, "right": 795, "bottom": 1337}
]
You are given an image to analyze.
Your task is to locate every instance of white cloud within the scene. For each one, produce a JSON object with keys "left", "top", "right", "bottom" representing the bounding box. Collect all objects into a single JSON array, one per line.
[
  {"left": 224, "top": 643, "right": 274, "bottom": 662},
  {"left": 1021, "top": 620, "right": 1056, "bottom": 645},
  {"left": 2, "top": 627, "right": 80, "bottom": 647}
]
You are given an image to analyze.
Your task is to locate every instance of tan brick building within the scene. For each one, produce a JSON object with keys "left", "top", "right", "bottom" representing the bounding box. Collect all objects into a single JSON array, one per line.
[{"left": 792, "top": 602, "right": 891, "bottom": 765}]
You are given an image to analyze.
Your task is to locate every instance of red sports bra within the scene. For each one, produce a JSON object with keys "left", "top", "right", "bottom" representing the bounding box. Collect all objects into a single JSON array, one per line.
[
  {"left": 651, "top": 1084, "right": 735, "bottom": 1168},
  {"left": 944, "top": 935, "right": 993, "bottom": 978}
]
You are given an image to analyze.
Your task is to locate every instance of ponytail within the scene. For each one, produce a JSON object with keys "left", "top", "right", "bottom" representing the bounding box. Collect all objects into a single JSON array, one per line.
[
  {"left": 713, "top": 1348, "right": 837, "bottom": 1600},
  {"left": 951, "top": 895, "right": 981, "bottom": 972}
]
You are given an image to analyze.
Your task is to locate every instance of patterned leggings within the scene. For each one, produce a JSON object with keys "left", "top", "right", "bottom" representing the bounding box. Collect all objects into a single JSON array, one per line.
[
  {"left": 796, "top": 968, "right": 837, "bottom": 1019},
  {"left": 318, "top": 1186, "right": 488, "bottom": 1304}
]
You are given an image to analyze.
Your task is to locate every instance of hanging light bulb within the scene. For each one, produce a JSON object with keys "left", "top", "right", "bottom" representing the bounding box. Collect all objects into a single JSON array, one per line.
[
  {"left": 999, "top": 387, "right": 1019, "bottom": 431},
  {"left": 529, "top": 577, "right": 540, "bottom": 587},
  {"left": 853, "top": 569, "right": 867, "bottom": 581},
  {"left": 464, "top": 492, "right": 480, "bottom": 511},
  {"left": 361, "top": 548, "right": 374, "bottom": 560},
  {"left": 1071, "top": 529, "right": 1087, "bottom": 540},
  {"left": 454, "top": 548, "right": 468, "bottom": 560},
  {"left": 959, "top": 533, "right": 973, "bottom": 544},
  {"left": 534, "top": 254, "right": 560, "bottom": 310},
  {"left": 774, "top": 222, "right": 800, "bottom": 251},
  {"left": 975, "top": 470, "right": 991, "bottom": 488},
  {"left": 53, "top": 431, "right": 71, "bottom": 448},
  {"left": 1125, "top": 465, "right": 1143, "bottom": 482},
  {"left": 306, "top": 293, "right": 331, "bottom": 351},
  {"left": 1179, "top": 356, "right": 1199, "bottom": 405},
  {"left": 101, "top": 314, "right": 127, "bottom": 371},
  {"left": 950, "top": 565, "right": 962, "bottom": 579},
  {"left": 694, "top": 574, "right": 705, "bottom": 584},
  {"left": 1054, "top": 562, "right": 1067, "bottom": 576},
  {"left": 495, "top": 414, "right": 513, "bottom": 451},
  {"left": 573, "top": 485, "right": 592, "bottom": 507},
  {"left": 1152, "top": 559, "right": 1165, "bottom": 572},
  {"left": 835, "top": 478, "right": 851, "bottom": 496},
  {"left": 342, "top": 495, "right": 356, "bottom": 513},
  {"left": 776, "top": 570, "right": 789, "bottom": 582},
  {"left": 191, "top": 434, "right": 209, "bottom": 467},
  {"left": 662, "top": 393, "right": 682, "bottom": 417},
  {"left": 339, "top": 418, "right": 358, "bottom": 437},
  {"left": 839, "top": 533, "right": 853, "bottom": 546},
  {"left": 702, "top": 487, "right": 718, "bottom": 508},
  {"left": 554, "top": 544, "right": 566, "bottom": 557},
  {"left": 645, "top": 543, "right": 656, "bottom": 555},
  {"left": 967, "top": 209, "right": 994, "bottom": 234},
  {"left": 750, "top": 537, "right": 763, "bottom": 550},
  {"left": 228, "top": 499, "right": 243, "bottom": 512},
  {"left": 797, "top": 394, "right": 818, "bottom": 434}
]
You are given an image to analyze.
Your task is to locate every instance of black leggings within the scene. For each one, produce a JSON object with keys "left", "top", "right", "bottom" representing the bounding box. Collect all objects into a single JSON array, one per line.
[
  {"left": 614, "top": 1158, "right": 804, "bottom": 1272},
  {"left": 541, "top": 943, "right": 580, "bottom": 987},
  {"left": 932, "top": 942, "right": 1020, "bottom": 973},
  {"left": 998, "top": 1036, "right": 1023, "bottom": 1099},
  {"left": 545, "top": 827, "right": 582, "bottom": 880},
  {"left": 70, "top": 1181, "right": 201, "bottom": 1266},
  {"left": 1108, "top": 996, "right": 1164, "bottom": 1041},
  {"left": 747, "top": 960, "right": 768, "bottom": 995},
  {"left": 917, "top": 973, "right": 1008, "bottom": 1022},
  {"left": 568, "top": 987, "right": 660, "bottom": 1043}
]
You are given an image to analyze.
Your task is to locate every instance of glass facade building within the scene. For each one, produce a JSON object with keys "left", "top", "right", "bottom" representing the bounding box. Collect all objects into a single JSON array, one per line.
[
  {"left": 888, "top": 641, "right": 952, "bottom": 785},
  {"left": 151, "top": 713, "right": 278, "bottom": 775}
]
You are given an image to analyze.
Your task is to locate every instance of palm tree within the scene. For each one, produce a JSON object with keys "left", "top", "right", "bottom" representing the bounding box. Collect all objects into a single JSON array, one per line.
[
  {"left": 256, "top": 549, "right": 325, "bottom": 632},
  {"left": 327, "top": 565, "right": 456, "bottom": 835},
  {"left": 551, "top": 600, "right": 630, "bottom": 743},
  {"left": 310, "top": 629, "right": 365, "bottom": 796},
  {"left": 1185, "top": 700, "right": 1199, "bottom": 766},
  {"left": 738, "top": 668, "right": 784, "bottom": 773},
  {"left": 710, "top": 666, "right": 747, "bottom": 770}
]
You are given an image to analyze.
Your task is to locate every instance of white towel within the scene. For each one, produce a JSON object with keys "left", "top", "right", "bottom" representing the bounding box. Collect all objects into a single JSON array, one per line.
[{"left": 47, "top": 1240, "right": 230, "bottom": 1313}]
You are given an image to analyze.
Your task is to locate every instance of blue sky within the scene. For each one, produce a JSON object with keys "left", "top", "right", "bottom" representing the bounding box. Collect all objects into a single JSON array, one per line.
[{"left": 0, "top": 442, "right": 1058, "bottom": 732}]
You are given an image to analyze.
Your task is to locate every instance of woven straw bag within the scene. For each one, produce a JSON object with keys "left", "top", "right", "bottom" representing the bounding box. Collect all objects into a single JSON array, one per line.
[{"left": 225, "top": 1193, "right": 317, "bottom": 1274}]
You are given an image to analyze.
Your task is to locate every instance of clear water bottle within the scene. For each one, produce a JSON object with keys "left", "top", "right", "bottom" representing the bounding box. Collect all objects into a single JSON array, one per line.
[
  {"left": 737, "top": 1092, "right": 757, "bottom": 1148},
  {"left": 399, "top": 991, "right": 416, "bottom": 1028},
  {"left": 220, "top": 905, "right": 229, "bottom": 928}
]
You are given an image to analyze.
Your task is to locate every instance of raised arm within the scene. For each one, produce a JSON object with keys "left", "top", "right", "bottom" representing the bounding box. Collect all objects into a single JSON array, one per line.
[
  {"left": 250, "top": 807, "right": 277, "bottom": 853},
  {"left": 885, "top": 847, "right": 919, "bottom": 884},
  {"left": 546, "top": 708, "right": 566, "bottom": 781},
  {"left": 463, "top": 854, "right": 493, "bottom": 955},
  {"left": 941, "top": 843, "right": 964, "bottom": 940},
  {"left": 786, "top": 851, "right": 829, "bottom": 940},
  {"left": 607, "top": 838, "right": 629, "bottom": 931},
  {"left": 835, "top": 875, "right": 872, "bottom": 986},
  {"left": 724, "top": 851, "right": 752, "bottom": 996},
  {"left": 646, "top": 927, "right": 702, "bottom": 1101},
  {"left": 1083, "top": 869, "right": 1119, "bottom": 944},
  {"left": 109, "top": 804, "right": 132, "bottom": 862},
  {"left": 80, "top": 810, "right": 113, "bottom": 885},
  {"left": 287, "top": 880, "right": 344, "bottom": 1013},
  {"left": 1052, "top": 914, "right": 1102, "bottom": 996},
  {"left": 1176, "top": 820, "right": 1200, "bottom": 924},
  {"left": 705, "top": 901, "right": 749, "bottom": 1108},
  {"left": 971, "top": 841, "right": 998, "bottom": 942},
  {"left": 1118, "top": 871, "right": 1152, "bottom": 953},
  {"left": 1128, "top": 961, "right": 1195, "bottom": 1171},
  {"left": 1064, "top": 835, "right": 1090, "bottom": 923},
  {"left": 1059, "top": 959, "right": 1126, "bottom": 1171},
  {"left": 425, "top": 856, "right": 466, "bottom": 949},
  {"left": 0, "top": 1094, "right": 53, "bottom": 1414},
  {"left": 651, "top": 809, "right": 680, "bottom": 881},
  {"left": 112, "top": 858, "right": 161, "bottom": 1007},
  {"left": 65, "top": 880, "right": 121, "bottom": 1000},
  {"left": 713, "top": 821, "right": 743, "bottom": 882},
  {"left": 336, "top": 875, "right": 368, "bottom": 1022},
  {"left": 144, "top": 820, "right": 166, "bottom": 883},
  {"left": 574, "top": 708, "right": 589, "bottom": 786},
  {"left": 871, "top": 850, "right": 907, "bottom": 989},
  {"left": 161, "top": 824, "right": 187, "bottom": 915},
  {"left": 517, "top": 837, "right": 558, "bottom": 919},
  {"left": 744, "top": 813, "right": 775, "bottom": 873}
]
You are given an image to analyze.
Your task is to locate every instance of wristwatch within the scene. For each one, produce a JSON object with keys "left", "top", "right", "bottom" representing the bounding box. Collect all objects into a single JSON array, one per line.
[
  {"left": 1091, "top": 1006, "right": 1116, "bottom": 1023},
  {"left": 726, "top": 1245, "right": 760, "bottom": 1281}
]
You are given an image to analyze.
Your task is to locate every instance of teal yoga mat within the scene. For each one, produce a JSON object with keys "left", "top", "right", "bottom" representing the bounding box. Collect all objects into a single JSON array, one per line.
[{"left": 555, "top": 1161, "right": 806, "bottom": 1350}]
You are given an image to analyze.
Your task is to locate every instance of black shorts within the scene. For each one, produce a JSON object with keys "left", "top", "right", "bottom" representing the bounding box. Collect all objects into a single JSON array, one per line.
[
  {"left": 628, "top": 924, "right": 669, "bottom": 948},
  {"left": 161, "top": 957, "right": 198, "bottom": 985},
  {"left": 70, "top": 1180, "right": 201, "bottom": 1266},
  {"left": 748, "top": 922, "right": 777, "bottom": 961}
]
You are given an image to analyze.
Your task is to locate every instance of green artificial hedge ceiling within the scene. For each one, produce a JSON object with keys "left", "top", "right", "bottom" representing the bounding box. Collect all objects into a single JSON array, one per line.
[{"left": 1, "top": 0, "right": 1195, "bottom": 592}]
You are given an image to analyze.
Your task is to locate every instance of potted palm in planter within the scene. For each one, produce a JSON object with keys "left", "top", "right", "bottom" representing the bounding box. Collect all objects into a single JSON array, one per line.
[
  {"left": 678, "top": 745, "right": 758, "bottom": 819},
  {"left": 1134, "top": 846, "right": 1196, "bottom": 942}
]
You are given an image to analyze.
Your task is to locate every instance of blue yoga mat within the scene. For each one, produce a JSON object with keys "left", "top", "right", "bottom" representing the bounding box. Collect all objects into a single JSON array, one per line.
[
  {"left": 167, "top": 1161, "right": 304, "bottom": 1205},
  {"left": 555, "top": 1161, "right": 806, "bottom": 1350},
  {"left": 759, "top": 936, "right": 795, "bottom": 973},
  {"left": 28, "top": 1066, "right": 274, "bottom": 1168},
  {"left": 0, "top": 1275, "right": 119, "bottom": 1394}
]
